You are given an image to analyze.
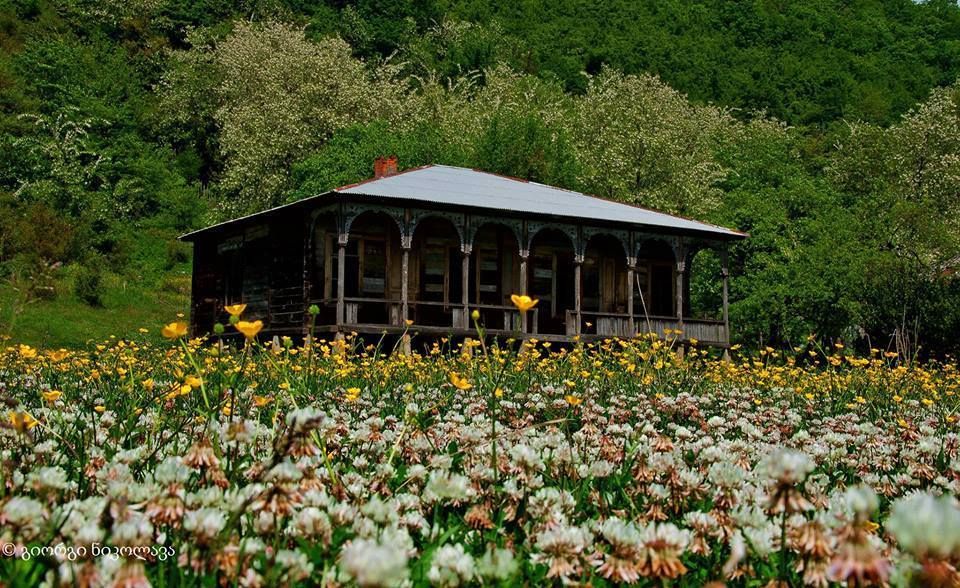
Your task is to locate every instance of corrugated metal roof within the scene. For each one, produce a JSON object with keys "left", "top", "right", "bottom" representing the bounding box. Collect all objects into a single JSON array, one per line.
[
  {"left": 337, "top": 165, "right": 744, "bottom": 238},
  {"left": 181, "top": 165, "right": 745, "bottom": 240}
]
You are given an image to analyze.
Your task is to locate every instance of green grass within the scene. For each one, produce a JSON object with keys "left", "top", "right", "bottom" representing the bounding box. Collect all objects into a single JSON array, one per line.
[{"left": 0, "top": 269, "right": 190, "bottom": 348}]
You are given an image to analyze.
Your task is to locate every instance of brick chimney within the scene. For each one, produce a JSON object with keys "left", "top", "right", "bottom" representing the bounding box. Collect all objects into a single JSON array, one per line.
[{"left": 373, "top": 155, "right": 398, "bottom": 179}]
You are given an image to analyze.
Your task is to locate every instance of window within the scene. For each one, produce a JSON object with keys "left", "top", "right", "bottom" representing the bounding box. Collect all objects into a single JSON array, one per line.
[
  {"left": 475, "top": 244, "right": 500, "bottom": 305},
  {"left": 420, "top": 240, "right": 448, "bottom": 302},
  {"left": 650, "top": 263, "right": 674, "bottom": 316},
  {"left": 581, "top": 255, "right": 600, "bottom": 311},
  {"left": 531, "top": 253, "right": 556, "bottom": 316},
  {"left": 360, "top": 238, "right": 386, "bottom": 296}
]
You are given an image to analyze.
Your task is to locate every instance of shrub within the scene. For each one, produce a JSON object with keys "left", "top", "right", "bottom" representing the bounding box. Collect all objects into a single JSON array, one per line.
[{"left": 73, "top": 264, "right": 104, "bottom": 307}]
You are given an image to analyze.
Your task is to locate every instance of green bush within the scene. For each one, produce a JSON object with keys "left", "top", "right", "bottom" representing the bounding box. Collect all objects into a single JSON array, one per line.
[{"left": 73, "top": 264, "right": 104, "bottom": 307}]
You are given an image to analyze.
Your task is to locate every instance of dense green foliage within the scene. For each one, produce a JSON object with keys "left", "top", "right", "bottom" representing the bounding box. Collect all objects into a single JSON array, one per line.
[{"left": 1, "top": 0, "right": 959, "bottom": 354}]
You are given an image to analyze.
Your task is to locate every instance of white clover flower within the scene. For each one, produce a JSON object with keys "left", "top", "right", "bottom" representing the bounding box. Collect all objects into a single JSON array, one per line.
[
  {"left": 75, "top": 522, "right": 105, "bottom": 545},
  {"left": 534, "top": 523, "right": 594, "bottom": 553},
  {"left": 427, "top": 543, "right": 475, "bottom": 587},
  {"left": 886, "top": 492, "right": 960, "bottom": 559},
  {"left": 762, "top": 448, "right": 814, "bottom": 484},
  {"left": 183, "top": 507, "right": 226, "bottom": 541},
  {"left": 111, "top": 511, "right": 154, "bottom": 547},
  {"left": 600, "top": 517, "right": 643, "bottom": 548},
  {"left": 292, "top": 507, "right": 331, "bottom": 540},
  {"left": 3, "top": 496, "right": 45, "bottom": 528},
  {"left": 743, "top": 523, "right": 776, "bottom": 557},
  {"left": 708, "top": 461, "right": 747, "bottom": 487},
  {"left": 154, "top": 456, "right": 191, "bottom": 485},
  {"left": 269, "top": 460, "right": 304, "bottom": 483},
  {"left": 276, "top": 549, "right": 314, "bottom": 581},
  {"left": 406, "top": 464, "right": 428, "bottom": 481},
  {"left": 429, "top": 454, "right": 454, "bottom": 470},
  {"left": 423, "top": 470, "right": 474, "bottom": 504},
  {"left": 339, "top": 536, "right": 410, "bottom": 587},
  {"left": 361, "top": 496, "right": 394, "bottom": 524},
  {"left": 286, "top": 407, "right": 327, "bottom": 432},
  {"left": 509, "top": 444, "right": 545, "bottom": 471},
  {"left": 588, "top": 459, "right": 616, "bottom": 478},
  {"left": 476, "top": 547, "right": 517, "bottom": 581},
  {"left": 28, "top": 466, "right": 74, "bottom": 492},
  {"left": 842, "top": 484, "right": 879, "bottom": 517}
]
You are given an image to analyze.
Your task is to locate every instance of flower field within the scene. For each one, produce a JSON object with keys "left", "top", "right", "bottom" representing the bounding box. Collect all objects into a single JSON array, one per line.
[{"left": 2, "top": 323, "right": 960, "bottom": 587}]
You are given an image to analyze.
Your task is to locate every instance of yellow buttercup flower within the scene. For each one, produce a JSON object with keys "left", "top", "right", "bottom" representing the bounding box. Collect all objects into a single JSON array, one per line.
[
  {"left": 8, "top": 411, "right": 38, "bottom": 432},
  {"left": 565, "top": 394, "right": 582, "bottom": 406},
  {"left": 94, "top": 405, "right": 105, "bottom": 413},
  {"left": 42, "top": 390, "right": 62, "bottom": 403},
  {"left": 235, "top": 320, "right": 264, "bottom": 340},
  {"left": 224, "top": 303, "right": 247, "bottom": 316},
  {"left": 253, "top": 395, "right": 273, "bottom": 407},
  {"left": 510, "top": 294, "right": 538, "bottom": 313},
  {"left": 345, "top": 387, "right": 361, "bottom": 402},
  {"left": 449, "top": 372, "right": 472, "bottom": 390},
  {"left": 162, "top": 322, "right": 189, "bottom": 339}
]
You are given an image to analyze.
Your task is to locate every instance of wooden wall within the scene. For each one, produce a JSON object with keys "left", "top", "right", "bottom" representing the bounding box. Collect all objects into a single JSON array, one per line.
[{"left": 189, "top": 210, "right": 306, "bottom": 336}]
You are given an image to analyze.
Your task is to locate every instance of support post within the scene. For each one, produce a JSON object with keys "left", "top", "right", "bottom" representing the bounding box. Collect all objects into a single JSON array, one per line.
[
  {"left": 461, "top": 244, "right": 471, "bottom": 329},
  {"left": 675, "top": 259, "right": 685, "bottom": 326},
  {"left": 400, "top": 235, "right": 411, "bottom": 322},
  {"left": 574, "top": 254, "right": 583, "bottom": 335},
  {"left": 336, "top": 232, "right": 347, "bottom": 329},
  {"left": 627, "top": 257, "right": 636, "bottom": 337},
  {"left": 519, "top": 248, "right": 529, "bottom": 333}
]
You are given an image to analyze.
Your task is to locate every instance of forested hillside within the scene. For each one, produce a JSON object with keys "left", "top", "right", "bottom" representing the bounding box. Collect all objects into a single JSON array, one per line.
[{"left": 1, "top": 0, "right": 960, "bottom": 353}]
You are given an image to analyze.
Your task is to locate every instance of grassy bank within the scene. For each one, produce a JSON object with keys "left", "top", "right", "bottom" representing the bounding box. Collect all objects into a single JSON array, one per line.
[{"left": 0, "top": 268, "right": 189, "bottom": 348}]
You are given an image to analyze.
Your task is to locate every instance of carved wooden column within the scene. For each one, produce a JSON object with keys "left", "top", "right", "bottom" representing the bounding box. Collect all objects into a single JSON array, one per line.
[
  {"left": 519, "top": 248, "right": 529, "bottom": 333},
  {"left": 671, "top": 237, "right": 686, "bottom": 332},
  {"left": 461, "top": 244, "right": 471, "bottom": 329},
  {"left": 574, "top": 254, "right": 583, "bottom": 335},
  {"left": 627, "top": 256, "right": 636, "bottom": 336},
  {"left": 673, "top": 257, "right": 685, "bottom": 357},
  {"left": 675, "top": 258, "right": 685, "bottom": 327},
  {"left": 400, "top": 234, "right": 411, "bottom": 324},
  {"left": 336, "top": 231, "right": 347, "bottom": 329}
]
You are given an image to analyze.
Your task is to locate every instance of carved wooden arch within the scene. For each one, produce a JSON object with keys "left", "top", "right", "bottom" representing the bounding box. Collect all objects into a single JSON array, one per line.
[
  {"left": 633, "top": 233, "right": 683, "bottom": 265},
  {"left": 467, "top": 216, "right": 524, "bottom": 252},
  {"left": 683, "top": 238, "right": 721, "bottom": 265},
  {"left": 683, "top": 238, "right": 727, "bottom": 278},
  {"left": 342, "top": 203, "right": 407, "bottom": 238},
  {"left": 526, "top": 221, "right": 580, "bottom": 254},
  {"left": 409, "top": 209, "right": 466, "bottom": 247},
  {"left": 582, "top": 226, "right": 631, "bottom": 261},
  {"left": 305, "top": 205, "right": 340, "bottom": 253}
]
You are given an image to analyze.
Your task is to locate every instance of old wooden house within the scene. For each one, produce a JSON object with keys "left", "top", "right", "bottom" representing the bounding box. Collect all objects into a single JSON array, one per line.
[{"left": 181, "top": 158, "right": 746, "bottom": 346}]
